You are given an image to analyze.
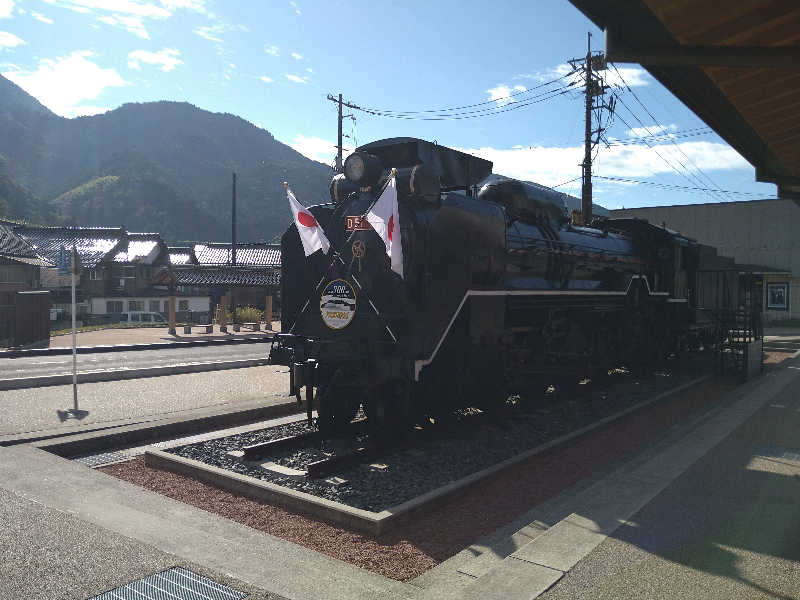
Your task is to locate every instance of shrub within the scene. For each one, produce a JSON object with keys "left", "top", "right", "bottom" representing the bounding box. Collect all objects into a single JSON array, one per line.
[{"left": 234, "top": 305, "right": 262, "bottom": 323}]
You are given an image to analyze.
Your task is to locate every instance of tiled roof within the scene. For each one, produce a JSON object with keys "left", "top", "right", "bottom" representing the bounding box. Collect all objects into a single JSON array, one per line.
[
  {"left": 194, "top": 243, "right": 281, "bottom": 267},
  {"left": 15, "top": 225, "right": 124, "bottom": 268},
  {"left": 168, "top": 246, "right": 195, "bottom": 266},
  {"left": 112, "top": 233, "right": 162, "bottom": 263},
  {"left": 0, "top": 222, "right": 41, "bottom": 260},
  {"left": 174, "top": 266, "right": 280, "bottom": 287}
]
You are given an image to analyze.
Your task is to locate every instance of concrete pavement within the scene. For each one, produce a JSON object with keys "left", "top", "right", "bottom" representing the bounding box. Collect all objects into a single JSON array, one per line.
[
  {"left": 0, "top": 364, "right": 291, "bottom": 444},
  {"left": 47, "top": 321, "right": 280, "bottom": 348},
  {"left": 1, "top": 351, "right": 799, "bottom": 598},
  {"left": 538, "top": 365, "right": 800, "bottom": 600}
]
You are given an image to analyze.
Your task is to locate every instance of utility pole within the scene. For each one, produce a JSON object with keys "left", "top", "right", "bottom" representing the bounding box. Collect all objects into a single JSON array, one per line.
[
  {"left": 231, "top": 172, "right": 237, "bottom": 266},
  {"left": 336, "top": 93, "right": 343, "bottom": 172},
  {"left": 582, "top": 32, "right": 593, "bottom": 225},
  {"left": 327, "top": 93, "right": 359, "bottom": 172},
  {"left": 569, "top": 33, "right": 614, "bottom": 227}
]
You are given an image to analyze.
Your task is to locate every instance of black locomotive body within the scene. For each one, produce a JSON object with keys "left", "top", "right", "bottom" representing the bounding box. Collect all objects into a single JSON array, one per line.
[{"left": 271, "top": 138, "right": 705, "bottom": 434}]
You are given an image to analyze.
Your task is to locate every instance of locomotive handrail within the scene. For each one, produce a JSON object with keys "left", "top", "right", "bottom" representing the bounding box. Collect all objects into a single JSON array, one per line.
[{"left": 413, "top": 275, "right": 659, "bottom": 381}]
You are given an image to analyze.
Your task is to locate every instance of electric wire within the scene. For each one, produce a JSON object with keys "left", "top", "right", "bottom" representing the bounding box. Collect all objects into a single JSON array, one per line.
[
  {"left": 594, "top": 175, "right": 775, "bottom": 197},
  {"left": 610, "top": 63, "right": 729, "bottom": 199},
  {"left": 351, "top": 71, "right": 576, "bottom": 116}
]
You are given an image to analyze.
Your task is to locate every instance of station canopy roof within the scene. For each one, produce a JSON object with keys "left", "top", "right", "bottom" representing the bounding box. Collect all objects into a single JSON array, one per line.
[{"left": 569, "top": 1, "right": 800, "bottom": 202}]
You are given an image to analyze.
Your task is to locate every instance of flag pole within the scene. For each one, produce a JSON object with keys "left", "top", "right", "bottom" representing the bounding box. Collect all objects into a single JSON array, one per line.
[{"left": 285, "top": 170, "right": 398, "bottom": 339}]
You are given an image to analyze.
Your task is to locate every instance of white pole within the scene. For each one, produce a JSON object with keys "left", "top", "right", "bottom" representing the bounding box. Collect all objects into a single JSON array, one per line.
[{"left": 71, "top": 252, "right": 78, "bottom": 412}]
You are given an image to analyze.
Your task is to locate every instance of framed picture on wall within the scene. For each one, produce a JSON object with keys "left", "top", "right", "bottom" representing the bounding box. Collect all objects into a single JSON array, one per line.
[{"left": 767, "top": 282, "right": 789, "bottom": 310}]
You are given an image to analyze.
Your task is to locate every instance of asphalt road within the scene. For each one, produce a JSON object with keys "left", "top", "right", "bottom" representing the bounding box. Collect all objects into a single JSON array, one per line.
[{"left": 0, "top": 342, "right": 272, "bottom": 380}]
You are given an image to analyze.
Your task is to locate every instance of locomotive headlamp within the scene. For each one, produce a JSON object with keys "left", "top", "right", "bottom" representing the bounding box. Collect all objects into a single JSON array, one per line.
[{"left": 344, "top": 151, "right": 382, "bottom": 185}]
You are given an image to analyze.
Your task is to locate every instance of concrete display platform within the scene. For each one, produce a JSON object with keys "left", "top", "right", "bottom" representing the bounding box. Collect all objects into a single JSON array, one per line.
[{"left": 145, "top": 375, "right": 710, "bottom": 536}]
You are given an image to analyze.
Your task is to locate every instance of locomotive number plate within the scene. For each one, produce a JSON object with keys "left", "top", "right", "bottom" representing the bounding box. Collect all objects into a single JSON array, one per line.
[
  {"left": 320, "top": 279, "right": 357, "bottom": 330},
  {"left": 345, "top": 216, "right": 373, "bottom": 231}
]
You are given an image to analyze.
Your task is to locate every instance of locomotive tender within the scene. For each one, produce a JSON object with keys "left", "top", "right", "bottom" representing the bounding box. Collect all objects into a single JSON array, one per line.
[{"left": 270, "top": 137, "right": 705, "bottom": 434}]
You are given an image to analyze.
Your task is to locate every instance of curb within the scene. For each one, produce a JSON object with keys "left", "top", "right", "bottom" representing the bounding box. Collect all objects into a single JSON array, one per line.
[
  {"left": 0, "top": 357, "right": 269, "bottom": 391},
  {"left": 146, "top": 373, "right": 714, "bottom": 536},
  {"left": 28, "top": 399, "right": 302, "bottom": 454},
  {"left": 0, "top": 335, "right": 273, "bottom": 358}
]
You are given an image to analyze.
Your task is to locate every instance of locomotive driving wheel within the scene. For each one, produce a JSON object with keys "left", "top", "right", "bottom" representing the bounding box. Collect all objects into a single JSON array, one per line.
[
  {"left": 365, "top": 379, "right": 411, "bottom": 439},
  {"left": 317, "top": 384, "right": 361, "bottom": 437}
]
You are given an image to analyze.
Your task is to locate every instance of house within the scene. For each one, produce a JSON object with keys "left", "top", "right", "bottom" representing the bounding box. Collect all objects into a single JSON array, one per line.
[
  {"left": 14, "top": 226, "right": 210, "bottom": 322},
  {"left": 174, "top": 242, "right": 281, "bottom": 318},
  {"left": 0, "top": 222, "right": 50, "bottom": 347}
]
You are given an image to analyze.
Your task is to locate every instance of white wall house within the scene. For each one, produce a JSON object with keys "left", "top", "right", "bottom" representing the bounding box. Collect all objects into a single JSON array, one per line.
[{"left": 89, "top": 296, "right": 210, "bottom": 315}]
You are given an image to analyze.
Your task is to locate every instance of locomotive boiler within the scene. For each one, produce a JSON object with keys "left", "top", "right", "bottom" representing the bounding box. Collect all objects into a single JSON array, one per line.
[{"left": 270, "top": 137, "right": 702, "bottom": 434}]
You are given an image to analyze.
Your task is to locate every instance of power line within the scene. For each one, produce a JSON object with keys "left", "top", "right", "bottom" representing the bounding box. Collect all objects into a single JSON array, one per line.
[
  {"left": 612, "top": 108, "right": 728, "bottom": 203},
  {"left": 339, "top": 82, "right": 582, "bottom": 121},
  {"left": 350, "top": 71, "right": 577, "bottom": 116},
  {"left": 552, "top": 176, "right": 582, "bottom": 188},
  {"left": 610, "top": 63, "right": 729, "bottom": 200},
  {"left": 594, "top": 175, "right": 775, "bottom": 197}
]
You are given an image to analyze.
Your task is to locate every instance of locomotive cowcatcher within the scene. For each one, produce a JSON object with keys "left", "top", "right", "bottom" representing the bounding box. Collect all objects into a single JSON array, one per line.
[{"left": 270, "top": 137, "right": 706, "bottom": 435}]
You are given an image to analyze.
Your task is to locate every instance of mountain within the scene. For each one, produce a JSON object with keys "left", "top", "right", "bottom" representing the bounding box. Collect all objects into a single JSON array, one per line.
[{"left": 0, "top": 75, "right": 332, "bottom": 242}]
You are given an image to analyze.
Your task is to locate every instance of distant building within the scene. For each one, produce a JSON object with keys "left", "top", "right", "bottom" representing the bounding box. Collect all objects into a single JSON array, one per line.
[
  {"left": 611, "top": 199, "right": 798, "bottom": 321},
  {"left": 14, "top": 226, "right": 210, "bottom": 322}
]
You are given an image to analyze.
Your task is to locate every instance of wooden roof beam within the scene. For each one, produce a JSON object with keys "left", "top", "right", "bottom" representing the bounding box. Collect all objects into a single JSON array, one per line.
[{"left": 606, "top": 27, "right": 800, "bottom": 68}]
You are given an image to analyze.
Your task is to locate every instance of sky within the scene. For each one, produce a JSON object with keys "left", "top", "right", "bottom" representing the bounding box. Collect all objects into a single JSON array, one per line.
[{"left": 0, "top": 0, "right": 778, "bottom": 210}]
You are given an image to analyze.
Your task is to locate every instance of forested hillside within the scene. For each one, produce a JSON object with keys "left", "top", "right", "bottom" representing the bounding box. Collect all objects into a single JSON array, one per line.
[{"left": 0, "top": 75, "right": 332, "bottom": 242}]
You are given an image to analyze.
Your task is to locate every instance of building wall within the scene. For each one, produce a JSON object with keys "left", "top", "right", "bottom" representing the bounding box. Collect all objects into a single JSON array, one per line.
[
  {"left": 611, "top": 199, "right": 800, "bottom": 321},
  {"left": 89, "top": 295, "right": 210, "bottom": 314}
]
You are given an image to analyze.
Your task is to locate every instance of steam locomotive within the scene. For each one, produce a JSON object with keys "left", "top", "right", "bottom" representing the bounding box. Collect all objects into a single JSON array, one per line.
[{"left": 270, "top": 137, "right": 709, "bottom": 434}]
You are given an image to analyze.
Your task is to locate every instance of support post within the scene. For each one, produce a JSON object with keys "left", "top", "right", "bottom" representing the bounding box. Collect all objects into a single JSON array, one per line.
[
  {"left": 168, "top": 292, "right": 176, "bottom": 335},
  {"left": 219, "top": 293, "right": 228, "bottom": 333},
  {"left": 265, "top": 293, "right": 273, "bottom": 330},
  {"left": 70, "top": 254, "right": 77, "bottom": 411}
]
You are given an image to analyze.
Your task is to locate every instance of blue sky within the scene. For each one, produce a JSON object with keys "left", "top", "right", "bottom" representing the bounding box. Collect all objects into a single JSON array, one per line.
[{"left": 0, "top": 0, "right": 777, "bottom": 209}]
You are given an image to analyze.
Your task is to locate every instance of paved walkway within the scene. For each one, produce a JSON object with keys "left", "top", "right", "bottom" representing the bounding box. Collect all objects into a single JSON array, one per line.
[
  {"left": 1, "top": 355, "right": 799, "bottom": 599},
  {"left": 47, "top": 321, "right": 281, "bottom": 348},
  {"left": 0, "top": 365, "right": 291, "bottom": 443}
]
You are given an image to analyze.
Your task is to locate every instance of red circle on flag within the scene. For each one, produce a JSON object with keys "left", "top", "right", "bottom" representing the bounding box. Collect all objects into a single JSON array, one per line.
[
  {"left": 388, "top": 215, "right": 394, "bottom": 242},
  {"left": 297, "top": 211, "right": 318, "bottom": 228}
]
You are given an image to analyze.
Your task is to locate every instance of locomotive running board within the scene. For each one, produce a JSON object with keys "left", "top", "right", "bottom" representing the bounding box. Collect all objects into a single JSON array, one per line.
[{"left": 413, "top": 275, "right": 663, "bottom": 381}]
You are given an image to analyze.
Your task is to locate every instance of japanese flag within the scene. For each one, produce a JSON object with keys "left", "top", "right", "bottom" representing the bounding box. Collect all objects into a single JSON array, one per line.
[
  {"left": 366, "top": 174, "right": 403, "bottom": 278},
  {"left": 287, "top": 187, "right": 330, "bottom": 256}
]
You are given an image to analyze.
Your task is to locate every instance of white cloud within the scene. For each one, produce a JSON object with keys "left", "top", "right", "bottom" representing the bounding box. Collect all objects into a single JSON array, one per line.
[
  {"left": 193, "top": 22, "right": 245, "bottom": 43},
  {"left": 97, "top": 14, "right": 148, "bottom": 38},
  {"left": 291, "top": 51, "right": 302, "bottom": 60},
  {"left": 31, "top": 11, "right": 54, "bottom": 23},
  {"left": 522, "top": 62, "right": 651, "bottom": 90},
  {"left": 486, "top": 84, "right": 526, "bottom": 106},
  {"left": 458, "top": 141, "right": 750, "bottom": 188},
  {"left": 70, "top": 104, "right": 110, "bottom": 116},
  {"left": 193, "top": 24, "right": 222, "bottom": 42},
  {"left": 0, "top": 0, "right": 13, "bottom": 19},
  {"left": 44, "top": 0, "right": 169, "bottom": 18},
  {"left": 625, "top": 124, "right": 676, "bottom": 138},
  {"left": 285, "top": 73, "right": 308, "bottom": 84},
  {"left": 0, "top": 31, "right": 25, "bottom": 48},
  {"left": 264, "top": 44, "right": 279, "bottom": 56},
  {"left": 289, "top": 1, "right": 301, "bottom": 15},
  {"left": 287, "top": 135, "right": 350, "bottom": 163},
  {"left": 259, "top": 75, "right": 273, "bottom": 83},
  {"left": 159, "top": 0, "right": 206, "bottom": 13},
  {"left": 127, "top": 47, "right": 182, "bottom": 71},
  {"left": 2, "top": 50, "right": 127, "bottom": 117}
]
